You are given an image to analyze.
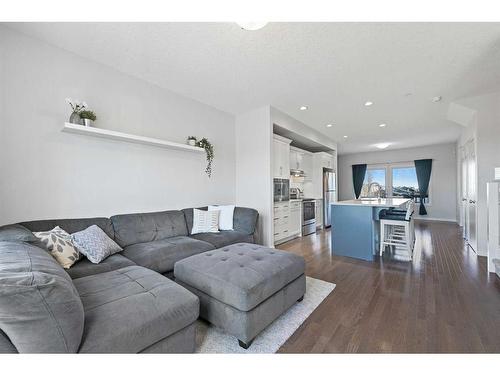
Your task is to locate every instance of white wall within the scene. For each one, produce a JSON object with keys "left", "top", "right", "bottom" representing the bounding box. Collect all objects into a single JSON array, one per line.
[
  {"left": 0, "top": 26, "right": 236, "bottom": 225},
  {"left": 235, "top": 106, "right": 273, "bottom": 245},
  {"left": 338, "top": 143, "right": 458, "bottom": 222},
  {"left": 455, "top": 91, "right": 500, "bottom": 257}
]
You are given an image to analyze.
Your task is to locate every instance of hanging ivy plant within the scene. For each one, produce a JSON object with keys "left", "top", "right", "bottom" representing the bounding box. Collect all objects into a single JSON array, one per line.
[{"left": 196, "top": 138, "right": 214, "bottom": 177}]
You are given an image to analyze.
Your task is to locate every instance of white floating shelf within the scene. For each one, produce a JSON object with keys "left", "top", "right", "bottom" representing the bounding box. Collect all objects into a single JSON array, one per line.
[{"left": 62, "top": 122, "right": 205, "bottom": 153}]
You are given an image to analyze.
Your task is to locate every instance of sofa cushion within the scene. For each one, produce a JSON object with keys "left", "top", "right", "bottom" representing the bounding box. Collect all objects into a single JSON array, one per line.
[
  {"left": 20, "top": 217, "right": 114, "bottom": 239},
  {"left": 0, "top": 224, "right": 38, "bottom": 243},
  {"left": 33, "top": 226, "right": 81, "bottom": 269},
  {"left": 0, "top": 330, "right": 17, "bottom": 353},
  {"left": 208, "top": 205, "right": 235, "bottom": 230},
  {"left": 183, "top": 207, "right": 258, "bottom": 236},
  {"left": 233, "top": 207, "right": 259, "bottom": 235},
  {"left": 111, "top": 210, "right": 188, "bottom": 247},
  {"left": 182, "top": 206, "right": 208, "bottom": 235},
  {"left": 73, "top": 266, "right": 199, "bottom": 353},
  {"left": 0, "top": 242, "right": 84, "bottom": 353},
  {"left": 174, "top": 243, "right": 305, "bottom": 312},
  {"left": 66, "top": 254, "right": 135, "bottom": 279},
  {"left": 191, "top": 208, "right": 220, "bottom": 234},
  {"left": 122, "top": 236, "right": 215, "bottom": 274},
  {"left": 191, "top": 230, "right": 254, "bottom": 248},
  {"left": 72, "top": 225, "right": 123, "bottom": 264}
]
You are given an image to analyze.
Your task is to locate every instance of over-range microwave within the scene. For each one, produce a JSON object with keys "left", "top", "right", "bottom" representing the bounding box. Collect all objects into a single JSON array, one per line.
[{"left": 273, "top": 178, "right": 290, "bottom": 202}]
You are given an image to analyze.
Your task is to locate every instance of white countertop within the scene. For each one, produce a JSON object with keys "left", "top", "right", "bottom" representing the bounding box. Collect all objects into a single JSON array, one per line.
[{"left": 331, "top": 198, "right": 410, "bottom": 208}]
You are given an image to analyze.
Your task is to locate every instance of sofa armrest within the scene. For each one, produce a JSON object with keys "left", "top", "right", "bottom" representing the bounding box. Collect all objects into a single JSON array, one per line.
[{"left": 233, "top": 207, "right": 259, "bottom": 235}]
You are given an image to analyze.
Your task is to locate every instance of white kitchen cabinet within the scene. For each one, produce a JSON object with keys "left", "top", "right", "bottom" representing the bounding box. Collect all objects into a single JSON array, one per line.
[
  {"left": 312, "top": 151, "right": 337, "bottom": 198},
  {"left": 302, "top": 153, "right": 313, "bottom": 180},
  {"left": 315, "top": 199, "right": 323, "bottom": 229},
  {"left": 289, "top": 200, "right": 302, "bottom": 236},
  {"left": 273, "top": 200, "right": 302, "bottom": 245},
  {"left": 289, "top": 148, "right": 303, "bottom": 171},
  {"left": 273, "top": 135, "right": 292, "bottom": 178},
  {"left": 273, "top": 201, "right": 290, "bottom": 243},
  {"left": 290, "top": 146, "right": 313, "bottom": 181}
]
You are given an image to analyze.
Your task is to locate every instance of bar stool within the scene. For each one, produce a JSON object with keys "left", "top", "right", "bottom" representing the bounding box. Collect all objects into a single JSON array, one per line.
[{"left": 379, "top": 200, "right": 415, "bottom": 260}]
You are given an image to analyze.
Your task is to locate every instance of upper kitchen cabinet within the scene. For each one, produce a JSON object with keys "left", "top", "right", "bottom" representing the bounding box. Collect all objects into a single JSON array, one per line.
[
  {"left": 316, "top": 151, "right": 336, "bottom": 170},
  {"left": 290, "top": 146, "right": 313, "bottom": 180},
  {"left": 273, "top": 135, "right": 292, "bottom": 178},
  {"left": 311, "top": 151, "right": 337, "bottom": 198}
]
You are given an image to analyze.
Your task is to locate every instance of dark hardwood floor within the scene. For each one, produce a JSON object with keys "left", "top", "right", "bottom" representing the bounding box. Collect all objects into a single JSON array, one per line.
[{"left": 277, "top": 220, "right": 500, "bottom": 353}]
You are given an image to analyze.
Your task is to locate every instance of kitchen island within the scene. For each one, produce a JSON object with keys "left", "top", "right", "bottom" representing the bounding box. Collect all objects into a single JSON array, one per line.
[{"left": 330, "top": 198, "right": 410, "bottom": 261}]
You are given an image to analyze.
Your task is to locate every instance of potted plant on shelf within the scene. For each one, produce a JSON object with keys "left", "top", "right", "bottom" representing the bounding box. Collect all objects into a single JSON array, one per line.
[
  {"left": 79, "top": 110, "right": 97, "bottom": 127},
  {"left": 196, "top": 138, "right": 214, "bottom": 178},
  {"left": 66, "top": 98, "right": 87, "bottom": 125},
  {"left": 187, "top": 136, "right": 197, "bottom": 146}
]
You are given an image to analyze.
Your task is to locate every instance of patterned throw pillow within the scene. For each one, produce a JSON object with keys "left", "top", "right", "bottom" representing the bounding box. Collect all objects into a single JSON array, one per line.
[
  {"left": 71, "top": 225, "right": 123, "bottom": 264},
  {"left": 191, "top": 208, "right": 220, "bottom": 235},
  {"left": 33, "top": 226, "right": 81, "bottom": 269}
]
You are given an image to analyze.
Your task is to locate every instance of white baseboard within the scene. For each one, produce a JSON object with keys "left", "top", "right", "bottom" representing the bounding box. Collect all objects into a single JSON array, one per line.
[{"left": 414, "top": 217, "right": 458, "bottom": 223}]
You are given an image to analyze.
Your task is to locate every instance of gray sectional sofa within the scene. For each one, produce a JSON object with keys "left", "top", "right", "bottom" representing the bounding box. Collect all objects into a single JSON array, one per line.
[{"left": 0, "top": 206, "right": 258, "bottom": 353}]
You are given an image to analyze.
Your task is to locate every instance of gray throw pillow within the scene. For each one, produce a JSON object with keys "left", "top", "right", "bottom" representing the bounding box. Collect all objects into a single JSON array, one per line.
[
  {"left": 0, "top": 224, "right": 38, "bottom": 243},
  {"left": 72, "top": 225, "right": 123, "bottom": 264}
]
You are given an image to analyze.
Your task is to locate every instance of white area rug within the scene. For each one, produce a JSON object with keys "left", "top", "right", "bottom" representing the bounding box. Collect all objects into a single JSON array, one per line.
[{"left": 196, "top": 276, "right": 336, "bottom": 353}]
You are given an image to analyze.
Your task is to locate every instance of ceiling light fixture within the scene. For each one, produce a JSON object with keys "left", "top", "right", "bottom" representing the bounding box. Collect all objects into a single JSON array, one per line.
[
  {"left": 375, "top": 143, "right": 391, "bottom": 149},
  {"left": 236, "top": 22, "right": 268, "bottom": 31},
  {"left": 379, "top": 123, "right": 387, "bottom": 128},
  {"left": 299, "top": 106, "right": 308, "bottom": 111},
  {"left": 364, "top": 101, "right": 373, "bottom": 106},
  {"left": 326, "top": 124, "right": 333, "bottom": 128},
  {"left": 343, "top": 135, "right": 348, "bottom": 139},
  {"left": 432, "top": 96, "right": 442, "bottom": 102}
]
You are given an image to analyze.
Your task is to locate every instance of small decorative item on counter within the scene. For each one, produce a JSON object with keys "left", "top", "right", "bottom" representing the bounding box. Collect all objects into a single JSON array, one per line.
[
  {"left": 187, "top": 136, "right": 197, "bottom": 146},
  {"left": 196, "top": 137, "right": 214, "bottom": 178},
  {"left": 79, "top": 110, "right": 97, "bottom": 127},
  {"left": 66, "top": 98, "right": 87, "bottom": 125}
]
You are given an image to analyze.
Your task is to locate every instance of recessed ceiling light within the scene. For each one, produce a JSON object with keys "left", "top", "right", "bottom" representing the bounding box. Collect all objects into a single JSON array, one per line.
[
  {"left": 343, "top": 135, "right": 348, "bottom": 139},
  {"left": 364, "top": 101, "right": 373, "bottom": 106},
  {"left": 379, "top": 123, "right": 387, "bottom": 128},
  {"left": 326, "top": 124, "right": 333, "bottom": 128},
  {"left": 299, "top": 106, "right": 308, "bottom": 111},
  {"left": 375, "top": 143, "right": 391, "bottom": 149},
  {"left": 236, "top": 22, "right": 268, "bottom": 31},
  {"left": 432, "top": 96, "right": 442, "bottom": 102}
]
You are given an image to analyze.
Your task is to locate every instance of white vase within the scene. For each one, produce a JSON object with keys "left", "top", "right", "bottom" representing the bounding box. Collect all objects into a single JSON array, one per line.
[
  {"left": 188, "top": 139, "right": 196, "bottom": 146},
  {"left": 83, "top": 119, "right": 93, "bottom": 127}
]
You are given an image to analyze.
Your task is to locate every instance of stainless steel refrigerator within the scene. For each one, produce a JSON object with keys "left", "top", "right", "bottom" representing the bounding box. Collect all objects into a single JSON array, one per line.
[{"left": 323, "top": 168, "right": 336, "bottom": 228}]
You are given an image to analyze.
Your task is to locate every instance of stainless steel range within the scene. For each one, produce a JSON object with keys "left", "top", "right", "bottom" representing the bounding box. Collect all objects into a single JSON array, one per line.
[{"left": 302, "top": 199, "right": 316, "bottom": 236}]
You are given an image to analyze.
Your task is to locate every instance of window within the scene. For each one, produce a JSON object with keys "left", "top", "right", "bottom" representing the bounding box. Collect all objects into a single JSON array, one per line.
[
  {"left": 360, "top": 163, "right": 430, "bottom": 203},
  {"left": 360, "top": 168, "right": 387, "bottom": 198},
  {"left": 392, "top": 165, "right": 429, "bottom": 204}
]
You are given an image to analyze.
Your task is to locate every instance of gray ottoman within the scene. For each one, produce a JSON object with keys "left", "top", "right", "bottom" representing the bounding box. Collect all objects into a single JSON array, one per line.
[{"left": 174, "top": 243, "right": 306, "bottom": 349}]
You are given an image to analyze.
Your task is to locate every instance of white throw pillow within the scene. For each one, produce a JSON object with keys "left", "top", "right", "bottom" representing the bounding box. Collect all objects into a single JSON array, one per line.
[
  {"left": 33, "top": 226, "right": 81, "bottom": 269},
  {"left": 208, "top": 205, "right": 235, "bottom": 231},
  {"left": 191, "top": 208, "right": 220, "bottom": 234}
]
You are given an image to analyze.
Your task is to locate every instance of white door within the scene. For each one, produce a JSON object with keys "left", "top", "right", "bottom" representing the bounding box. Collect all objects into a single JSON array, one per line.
[
  {"left": 461, "top": 148, "right": 469, "bottom": 239},
  {"left": 467, "top": 142, "right": 477, "bottom": 252}
]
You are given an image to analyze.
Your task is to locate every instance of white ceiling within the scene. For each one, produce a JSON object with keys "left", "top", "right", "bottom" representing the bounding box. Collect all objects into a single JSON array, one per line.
[{"left": 7, "top": 22, "right": 500, "bottom": 154}]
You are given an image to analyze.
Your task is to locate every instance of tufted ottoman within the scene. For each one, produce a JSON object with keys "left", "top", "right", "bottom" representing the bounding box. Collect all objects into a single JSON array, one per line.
[{"left": 174, "top": 243, "right": 306, "bottom": 349}]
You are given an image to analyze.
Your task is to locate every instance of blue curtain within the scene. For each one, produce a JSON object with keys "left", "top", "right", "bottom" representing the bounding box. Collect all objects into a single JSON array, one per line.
[
  {"left": 414, "top": 159, "right": 432, "bottom": 215},
  {"left": 352, "top": 164, "right": 367, "bottom": 199}
]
